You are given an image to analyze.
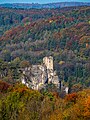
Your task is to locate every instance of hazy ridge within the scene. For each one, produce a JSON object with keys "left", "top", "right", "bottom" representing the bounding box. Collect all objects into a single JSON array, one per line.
[{"left": 0, "top": 2, "right": 90, "bottom": 9}]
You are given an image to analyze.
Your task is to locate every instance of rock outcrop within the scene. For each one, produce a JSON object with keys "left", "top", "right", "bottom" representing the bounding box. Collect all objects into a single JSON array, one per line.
[{"left": 21, "top": 56, "right": 60, "bottom": 90}]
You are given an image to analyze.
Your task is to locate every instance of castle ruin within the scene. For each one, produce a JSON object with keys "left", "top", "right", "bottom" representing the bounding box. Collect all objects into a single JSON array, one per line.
[{"left": 21, "top": 56, "right": 60, "bottom": 90}]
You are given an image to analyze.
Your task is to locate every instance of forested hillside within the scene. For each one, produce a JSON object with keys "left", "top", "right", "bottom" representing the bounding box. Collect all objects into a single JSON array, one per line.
[
  {"left": 0, "top": 81, "right": 90, "bottom": 120},
  {"left": 0, "top": 6, "right": 90, "bottom": 91}
]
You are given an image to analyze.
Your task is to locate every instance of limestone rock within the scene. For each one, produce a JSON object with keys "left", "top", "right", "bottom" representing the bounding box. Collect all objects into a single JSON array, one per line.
[{"left": 21, "top": 56, "right": 60, "bottom": 90}]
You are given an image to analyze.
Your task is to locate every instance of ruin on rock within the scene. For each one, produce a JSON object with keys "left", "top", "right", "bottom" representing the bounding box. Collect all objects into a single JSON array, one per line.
[{"left": 21, "top": 56, "right": 60, "bottom": 90}]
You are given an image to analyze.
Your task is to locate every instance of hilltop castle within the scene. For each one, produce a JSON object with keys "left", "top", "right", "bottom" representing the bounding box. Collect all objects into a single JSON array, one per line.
[{"left": 21, "top": 56, "right": 60, "bottom": 90}]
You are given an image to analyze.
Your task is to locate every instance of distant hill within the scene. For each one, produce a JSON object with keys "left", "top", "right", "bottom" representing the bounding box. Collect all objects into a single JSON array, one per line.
[{"left": 0, "top": 2, "right": 90, "bottom": 9}]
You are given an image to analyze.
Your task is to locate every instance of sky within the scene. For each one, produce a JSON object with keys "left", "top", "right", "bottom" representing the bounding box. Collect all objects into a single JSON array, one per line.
[{"left": 0, "top": 0, "right": 90, "bottom": 4}]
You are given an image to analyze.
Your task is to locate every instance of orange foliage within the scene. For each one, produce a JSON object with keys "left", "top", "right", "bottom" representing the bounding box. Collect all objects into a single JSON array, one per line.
[
  {"left": 84, "top": 96, "right": 90, "bottom": 118},
  {"left": 65, "top": 93, "right": 78, "bottom": 103},
  {"left": 0, "top": 80, "right": 11, "bottom": 93},
  {"left": 52, "top": 92, "right": 59, "bottom": 98}
]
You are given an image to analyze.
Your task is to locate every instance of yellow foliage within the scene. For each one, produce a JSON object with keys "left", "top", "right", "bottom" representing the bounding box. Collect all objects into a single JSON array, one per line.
[
  {"left": 49, "top": 110, "right": 63, "bottom": 120},
  {"left": 49, "top": 20, "right": 53, "bottom": 23},
  {"left": 59, "top": 61, "right": 65, "bottom": 65}
]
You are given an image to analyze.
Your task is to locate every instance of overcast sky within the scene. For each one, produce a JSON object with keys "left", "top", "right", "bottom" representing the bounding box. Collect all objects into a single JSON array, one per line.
[{"left": 0, "top": 0, "right": 90, "bottom": 4}]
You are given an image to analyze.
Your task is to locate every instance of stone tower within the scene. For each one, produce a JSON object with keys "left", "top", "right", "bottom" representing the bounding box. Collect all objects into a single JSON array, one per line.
[{"left": 43, "top": 56, "right": 53, "bottom": 70}]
